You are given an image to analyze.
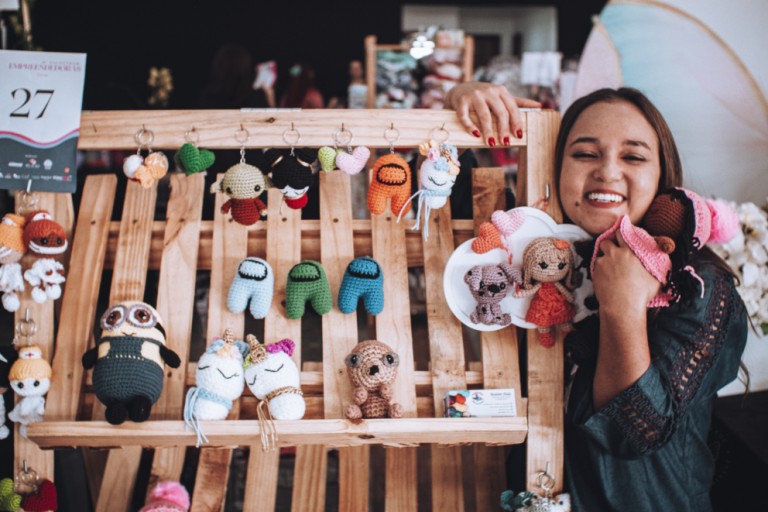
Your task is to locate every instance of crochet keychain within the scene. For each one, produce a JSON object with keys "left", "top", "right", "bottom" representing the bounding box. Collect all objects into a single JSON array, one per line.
[
  {"left": 82, "top": 301, "right": 181, "bottom": 425},
  {"left": 318, "top": 125, "right": 370, "bottom": 175},
  {"left": 367, "top": 124, "right": 412, "bottom": 216},
  {"left": 227, "top": 257, "right": 274, "bottom": 319},
  {"left": 210, "top": 126, "right": 270, "bottom": 226},
  {"left": 500, "top": 465, "right": 571, "bottom": 512},
  {"left": 122, "top": 126, "right": 169, "bottom": 188},
  {"left": 0, "top": 351, "right": 10, "bottom": 440},
  {"left": 264, "top": 124, "right": 318, "bottom": 210},
  {"left": 344, "top": 340, "right": 403, "bottom": 420},
  {"left": 184, "top": 329, "right": 248, "bottom": 447},
  {"left": 7, "top": 311, "right": 51, "bottom": 438},
  {"left": 22, "top": 211, "right": 67, "bottom": 305},
  {"left": 0, "top": 213, "right": 28, "bottom": 313},
  {"left": 396, "top": 130, "right": 460, "bottom": 240},
  {"left": 140, "top": 481, "right": 190, "bottom": 512},
  {"left": 285, "top": 260, "right": 332, "bottom": 319},
  {"left": 175, "top": 127, "right": 215, "bottom": 176},
  {"left": 338, "top": 256, "right": 384, "bottom": 315},
  {"left": 514, "top": 238, "right": 576, "bottom": 348},
  {"left": 0, "top": 461, "right": 58, "bottom": 512}
]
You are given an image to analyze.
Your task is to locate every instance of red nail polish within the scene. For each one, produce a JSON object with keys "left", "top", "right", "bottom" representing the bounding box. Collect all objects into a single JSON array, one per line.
[
  {"left": 516, "top": 129, "right": 523, "bottom": 139},
  {"left": 488, "top": 137, "right": 496, "bottom": 147},
  {"left": 503, "top": 136, "right": 510, "bottom": 146},
  {"left": 472, "top": 129, "right": 481, "bottom": 138}
]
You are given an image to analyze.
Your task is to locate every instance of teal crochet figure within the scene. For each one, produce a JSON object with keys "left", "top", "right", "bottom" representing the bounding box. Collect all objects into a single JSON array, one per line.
[
  {"left": 338, "top": 256, "right": 384, "bottom": 315},
  {"left": 285, "top": 261, "right": 332, "bottom": 319}
]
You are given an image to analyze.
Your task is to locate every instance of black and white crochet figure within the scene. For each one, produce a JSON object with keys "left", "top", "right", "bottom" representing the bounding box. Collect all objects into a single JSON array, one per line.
[
  {"left": 263, "top": 148, "right": 318, "bottom": 210},
  {"left": 338, "top": 256, "right": 384, "bottom": 315},
  {"left": 227, "top": 257, "right": 274, "bottom": 319}
]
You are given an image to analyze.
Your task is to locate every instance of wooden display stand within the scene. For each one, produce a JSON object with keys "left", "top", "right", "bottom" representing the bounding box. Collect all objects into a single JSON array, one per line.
[{"left": 10, "top": 108, "right": 563, "bottom": 511}]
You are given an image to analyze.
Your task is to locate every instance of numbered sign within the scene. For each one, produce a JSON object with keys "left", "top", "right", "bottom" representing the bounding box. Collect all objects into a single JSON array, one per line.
[{"left": 0, "top": 50, "right": 86, "bottom": 193}]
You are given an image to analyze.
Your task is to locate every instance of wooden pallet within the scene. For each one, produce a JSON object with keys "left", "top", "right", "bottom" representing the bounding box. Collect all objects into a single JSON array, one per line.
[{"left": 13, "top": 108, "right": 564, "bottom": 511}]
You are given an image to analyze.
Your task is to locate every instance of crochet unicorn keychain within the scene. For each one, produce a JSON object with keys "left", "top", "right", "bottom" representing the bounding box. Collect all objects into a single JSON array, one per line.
[{"left": 396, "top": 137, "right": 460, "bottom": 240}]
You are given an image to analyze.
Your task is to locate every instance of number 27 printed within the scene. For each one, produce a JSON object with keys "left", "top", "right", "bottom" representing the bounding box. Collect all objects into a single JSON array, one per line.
[{"left": 10, "top": 88, "right": 55, "bottom": 119}]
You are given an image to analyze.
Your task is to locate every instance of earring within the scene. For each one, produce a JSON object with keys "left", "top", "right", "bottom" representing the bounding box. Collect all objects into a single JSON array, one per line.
[
  {"left": 175, "top": 126, "right": 215, "bottom": 176},
  {"left": 123, "top": 126, "right": 169, "bottom": 188}
]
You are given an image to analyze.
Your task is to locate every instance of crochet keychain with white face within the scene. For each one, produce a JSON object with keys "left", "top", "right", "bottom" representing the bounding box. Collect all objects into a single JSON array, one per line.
[
  {"left": 397, "top": 135, "right": 460, "bottom": 240},
  {"left": 0, "top": 213, "right": 28, "bottom": 313},
  {"left": 22, "top": 210, "right": 68, "bottom": 305}
]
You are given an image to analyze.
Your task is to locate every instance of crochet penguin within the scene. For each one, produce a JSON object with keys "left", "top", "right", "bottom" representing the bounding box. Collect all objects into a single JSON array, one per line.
[{"left": 82, "top": 301, "right": 181, "bottom": 425}]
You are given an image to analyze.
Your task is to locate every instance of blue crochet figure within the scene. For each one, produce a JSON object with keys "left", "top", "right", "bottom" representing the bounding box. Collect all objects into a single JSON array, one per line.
[
  {"left": 227, "top": 257, "right": 274, "bottom": 319},
  {"left": 338, "top": 256, "right": 384, "bottom": 315}
]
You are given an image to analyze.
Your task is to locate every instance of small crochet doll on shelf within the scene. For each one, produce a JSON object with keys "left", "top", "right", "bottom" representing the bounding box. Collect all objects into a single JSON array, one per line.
[
  {"left": 344, "top": 340, "right": 403, "bottom": 420},
  {"left": 82, "top": 301, "right": 181, "bottom": 425},
  {"left": 285, "top": 261, "right": 332, "bottom": 319},
  {"left": 7, "top": 346, "right": 52, "bottom": 438},
  {"left": 244, "top": 335, "right": 305, "bottom": 420},
  {"left": 514, "top": 238, "right": 576, "bottom": 348},
  {"left": 338, "top": 256, "right": 384, "bottom": 315},
  {"left": 367, "top": 153, "right": 412, "bottom": 215},
  {"left": 464, "top": 263, "right": 521, "bottom": 326},
  {"left": 0, "top": 213, "right": 27, "bottom": 313},
  {"left": 140, "top": 481, "right": 190, "bottom": 512},
  {"left": 184, "top": 329, "right": 248, "bottom": 447},
  {"left": 264, "top": 148, "right": 318, "bottom": 210},
  {"left": 210, "top": 162, "right": 270, "bottom": 226},
  {"left": 22, "top": 211, "right": 68, "bottom": 305},
  {"left": 227, "top": 257, "right": 274, "bottom": 319}
]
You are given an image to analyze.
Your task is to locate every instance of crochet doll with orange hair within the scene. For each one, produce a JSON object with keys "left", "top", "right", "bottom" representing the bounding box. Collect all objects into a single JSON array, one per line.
[
  {"left": 367, "top": 153, "right": 412, "bottom": 215},
  {"left": 514, "top": 237, "right": 576, "bottom": 348}
]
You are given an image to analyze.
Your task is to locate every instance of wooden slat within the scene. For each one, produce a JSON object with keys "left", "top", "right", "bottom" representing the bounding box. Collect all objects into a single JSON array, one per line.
[
  {"left": 91, "top": 180, "right": 157, "bottom": 512},
  {"left": 518, "top": 110, "right": 564, "bottom": 493},
  {"left": 191, "top": 173, "right": 248, "bottom": 512},
  {"left": 244, "top": 448, "right": 281, "bottom": 512},
  {"left": 365, "top": 35, "right": 377, "bottom": 109},
  {"left": 291, "top": 444, "right": 328, "bottom": 512},
  {"left": 471, "top": 167, "right": 523, "bottom": 511},
  {"left": 148, "top": 173, "right": 205, "bottom": 492}
]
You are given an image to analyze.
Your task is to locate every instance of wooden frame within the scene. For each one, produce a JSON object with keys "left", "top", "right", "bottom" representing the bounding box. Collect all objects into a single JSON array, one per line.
[{"left": 9, "top": 108, "right": 563, "bottom": 511}]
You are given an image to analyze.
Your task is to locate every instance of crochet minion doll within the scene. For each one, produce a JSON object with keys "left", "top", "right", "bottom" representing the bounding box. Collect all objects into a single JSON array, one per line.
[
  {"left": 338, "top": 256, "right": 384, "bottom": 315},
  {"left": 264, "top": 148, "right": 318, "bottom": 210},
  {"left": 7, "top": 345, "right": 52, "bottom": 438},
  {"left": 82, "top": 301, "right": 181, "bottom": 425},
  {"left": 367, "top": 153, "right": 412, "bottom": 215},
  {"left": 210, "top": 162, "right": 270, "bottom": 226},
  {"left": 285, "top": 261, "right": 332, "bottom": 319},
  {"left": 0, "top": 213, "right": 27, "bottom": 312}
]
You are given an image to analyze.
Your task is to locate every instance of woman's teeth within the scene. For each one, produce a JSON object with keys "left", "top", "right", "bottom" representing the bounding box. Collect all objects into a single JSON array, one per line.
[{"left": 587, "top": 192, "right": 624, "bottom": 203}]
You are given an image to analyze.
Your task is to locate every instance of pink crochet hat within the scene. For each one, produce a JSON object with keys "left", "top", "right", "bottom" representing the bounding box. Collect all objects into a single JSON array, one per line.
[
  {"left": 677, "top": 187, "right": 739, "bottom": 246},
  {"left": 140, "top": 481, "right": 190, "bottom": 512},
  {"left": 592, "top": 215, "right": 674, "bottom": 308}
]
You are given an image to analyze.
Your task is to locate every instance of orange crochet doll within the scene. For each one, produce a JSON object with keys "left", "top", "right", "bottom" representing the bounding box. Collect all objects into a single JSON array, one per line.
[
  {"left": 514, "top": 238, "right": 576, "bottom": 348},
  {"left": 367, "top": 154, "right": 412, "bottom": 215}
]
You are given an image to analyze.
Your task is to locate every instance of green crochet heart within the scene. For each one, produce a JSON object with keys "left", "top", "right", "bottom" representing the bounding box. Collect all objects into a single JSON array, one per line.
[
  {"left": 317, "top": 146, "right": 338, "bottom": 172},
  {"left": 0, "top": 478, "right": 22, "bottom": 511},
  {"left": 177, "top": 143, "right": 215, "bottom": 175}
]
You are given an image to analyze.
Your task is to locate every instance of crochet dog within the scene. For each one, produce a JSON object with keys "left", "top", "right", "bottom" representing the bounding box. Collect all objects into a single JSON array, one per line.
[
  {"left": 367, "top": 153, "right": 412, "bottom": 215},
  {"left": 285, "top": 260, "right": 332, "bottom": 319},
  {"left": 227, "top": 257, "right": 274, "bottom": 319},
  {"left": 344, "top": 340, "right": 403, "bottom": 420},
  {"left": 264, "top": 148, "right": 318, "bottom": 210},
  {"left": 210, "top": 162, "right": 270, "bottom": 226},
  {"left": 0, "top": 213, "right": 27, "bottom": 312},
  {"left": 338, "top": 256, "right": 384, "bottom": 315},
  {"left": 464, "top": 263, "right": 521, "bottom": 326}
]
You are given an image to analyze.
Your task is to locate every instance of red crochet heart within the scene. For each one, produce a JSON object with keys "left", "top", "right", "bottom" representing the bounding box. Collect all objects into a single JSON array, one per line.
[
  {"left": 472, "top": 222, "right": 504, "bottom": 254},
  {"left": 21, "top": 479, "right": 58, "bottom": 511}
]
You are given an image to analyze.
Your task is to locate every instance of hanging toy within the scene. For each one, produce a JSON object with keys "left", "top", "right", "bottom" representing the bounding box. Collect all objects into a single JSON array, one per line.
[
  {"left": 367, "top": 153, "right": 412, "bottom": 215},
  {"left": 123, "top": 127, "right": 169, "bottom": 188},
  {"left": 264, "top": 147, "right": 318, "bottom": 210},
  {"left": 396, "top": 138, "right": 460, "bottom": 240},
  {"left": 140, "top": 480, "right": 190, "bottom": 512},
  {"left": 184, "top": 329, "right": 248, "bottom": 447},
  {"left": 8, "top": 344, "right": 52, "bottom": 438},
  {"left": 0, "top": 351, "right": 13, "bottom": 440},
  {"left": 175, "top": 127, "right": 215, "bottom": 176},
  {"left": 332, "top": 125, "right": 370, "bottom": 175},
  {"left": 211, "top": 163, "right": 270, "bottom": 226},
  {"left": 515, "top": 238, "right": 576, "bottom": 348},
  {"left": 318, "top": 146, "right": 339, "bottom": 172},
  {"left": 0, "top": 477, "right": 22, "bottom": 511},
  {"left": 82, "top": 301, "right": 181, "bottom": 425},
  {"left": 1, "top": 463, "right": 59, "bottom": 512},
  {"left": 244, "top": 335, "right": 305, "bottom": 421},
  {"left": 0, "top": 213, "right": 28, "bottom": 312},
  {"left": 21, "top": 211, "right": 67, "bottom": 305},
  {"left": 344, "top": 340, "right": 403, "bottom": 420},
  {"left": 227, "top": 257, "right": 274, "bottom": 319}
]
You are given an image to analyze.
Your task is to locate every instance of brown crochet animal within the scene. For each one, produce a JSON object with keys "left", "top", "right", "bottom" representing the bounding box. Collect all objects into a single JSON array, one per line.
[
  {"left": 464, "top": 263, "right": 521, "bottom": 326},
  {"left": 367, "top": 154, "right": 412, "bottom": 215},
  {"left": 344, "top": 340, "right": 403, "bottom": 420}
]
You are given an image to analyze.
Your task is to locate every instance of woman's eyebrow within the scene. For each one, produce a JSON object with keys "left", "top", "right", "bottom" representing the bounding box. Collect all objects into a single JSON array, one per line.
[
  {"left": 624, "top": 139, "right": 651, "bottom": 150},
  {"left": 569, "top": 136, "right": 598, "bottom": 146}
]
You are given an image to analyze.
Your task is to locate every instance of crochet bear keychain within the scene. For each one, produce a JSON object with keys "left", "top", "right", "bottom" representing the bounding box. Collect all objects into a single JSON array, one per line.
[
  {"left": 344, "top": 340, "right": 403, "bottom": 420},
  {"left": 0, "top": 213, "right": 28, "bottom": 313},
  {"left": 396, "top": 137, "right": 460, "bottom": 240},
  {"left": 22, "top": 211, "right": 67, "bottom": 305},
  {"left": 175, "top": 127, "right": 215, "bottom": 176},
  {"left": 464, "top": 263, "right": 521, "bottom": 326},
  {"left": 123, "top": 126, "right": 169, "bottom": 188}
]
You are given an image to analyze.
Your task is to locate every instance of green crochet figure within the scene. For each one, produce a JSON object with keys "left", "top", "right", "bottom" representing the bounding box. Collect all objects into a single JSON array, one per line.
[{"left": 285, "top": 261, "right": 332, "bottom": 319}]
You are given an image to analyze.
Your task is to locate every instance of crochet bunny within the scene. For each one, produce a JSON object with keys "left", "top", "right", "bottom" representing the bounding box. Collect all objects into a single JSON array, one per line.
[
  {"left": 344, "top": 340, "right": 403, "bottom": 420},
  {"left": 210, "top": 162, "right": 270, "bottom": 226},
  {"left": 0, "top": 213, "right": 27, "bottom": 312},
  {"left": 244, "top": 336, "right": 305, "bottom": 420}
]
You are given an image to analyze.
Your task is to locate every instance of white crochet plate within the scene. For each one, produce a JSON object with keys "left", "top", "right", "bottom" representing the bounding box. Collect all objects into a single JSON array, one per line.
[{"left": 443, "top": 207, "right": 595, "bottom": 331}]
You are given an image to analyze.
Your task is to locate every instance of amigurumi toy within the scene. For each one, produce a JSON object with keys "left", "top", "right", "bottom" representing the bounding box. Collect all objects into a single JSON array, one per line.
[
  {"left": 0, "top": 351, "right": 11, "bottom": 440},
  {"left": 140, "top": 480, "right": 190, "bottom": 512},
  {"left": 227, "top": 257, "right": 274, "bottom": 319},
  {"left": 514, "top": 238, "right": 576, "bottom": 348},
  {"left": 184, "top": 330, "right": 248, "bottom": 446},
  {"left": 264, "top": 148, "right": 318, "bottom": 210},
  {"left": 7, "top": 345, "right": 52, "bottom": 438},
  {"left": 338, "top": 256, "right": 384, "bottom": 315},
  {"left": 367, "top": 153, "right": 412, "bottom": 215},
  {"left": 22, "top": 210, "right": 67, "bottom": 305},
  {"left": 125, "top": 151, "right": 170, "bottom": 189},
  {"left": 244, "top": 335, "right": 305, "bottom": 420},
  {"left": 464, "top": 263, "right": 521, "bottom": 326},
  {"left": 344, "top": 340, "right": 403, "bottom": 420},
  {"left": 285, "top": 260, "right": 332, "bottom": 319},
  {"left": 175, "top": 143, "right": 215, "bottom": 176},
  {"left": 82, "top": 301, "right": 181, "bottom": 425},
  {"left": 210, "top": 162, "right": 270, "bottom": 226},
  {"left": 0, "top": 213, "right": 27, "bottom": 312}
]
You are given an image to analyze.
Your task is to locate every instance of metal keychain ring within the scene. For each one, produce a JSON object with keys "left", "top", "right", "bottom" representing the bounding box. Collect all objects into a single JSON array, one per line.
[
  {"left": 536, "top": 471, "right": 555, "bottom": 492},
  {"left": 383, "top": 126, "right": 400, "bottom": 145},
  {"left": 430, "top": 125, "right": 450, "bottom": 143},
  {"left": 282, "top": 127, "right": 301, "bottom": 147},
  {"left": 15, "top": 318, "right": 37, "bottom": 338},
  {"left": 184, "top": 127, "right": 200, "bottom": 145},
  {"left": 333, "top": 127, "right": 353, "bottom": 147},
  {"left": 234, "top": 126, "right": 250, "bottom": 145},
  {"left": 134, "top": 127, "right": 155, "bottom": 148}
]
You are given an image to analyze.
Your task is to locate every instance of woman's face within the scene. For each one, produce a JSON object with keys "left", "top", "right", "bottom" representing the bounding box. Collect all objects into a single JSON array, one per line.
[{"left": 559, "top": 100, "right": 661, "bottom": 236}]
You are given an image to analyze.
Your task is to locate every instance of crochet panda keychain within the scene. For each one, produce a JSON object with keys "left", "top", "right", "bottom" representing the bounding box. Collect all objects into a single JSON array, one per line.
[
  {"left": 22, "top": 211, "right": 68, "bottom": 305},
  {"left": 396, "top": 128, "right": 460, "bottom": 240},
  {"left": 123, "top": 126, "right": 169, "bottom": 188},
  {"left": 264, "top": 124, "right": 318, "bottom": 211},
  {"left": 175, "top": 127, "right": 215, "bottom": 176}
]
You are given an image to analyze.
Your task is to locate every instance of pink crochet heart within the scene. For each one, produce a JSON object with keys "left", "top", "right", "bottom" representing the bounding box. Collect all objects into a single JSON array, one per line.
[
  {"left": 492, "top": 209, "right": 526, "bottom": 235},
  {"left": 336, "top": 146, "right": 370, "bottom": 175}
]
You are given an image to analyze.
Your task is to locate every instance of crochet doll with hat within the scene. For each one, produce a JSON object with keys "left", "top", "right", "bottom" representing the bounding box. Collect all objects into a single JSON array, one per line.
[
  {"left": 22, "top": 210, "right": 68, "bottom": 305},
  {"left": 344, "top": 340, "right": 403, "bottom": 420},
  {"left": 264, "top": 148, "right": 318, "bottom": 210},
  {"left": 0, "top": 213, "right": 27, "bottom": 313},
  {"left": 210, "top": 162, "right": 270, "bottom": 226},
  {"left": 140, "top": 481, "right": 190, "bottom": 512},
  {"left": 514, "top": 238, "right": 577, "bottom": 348},
  {"left": 7, "top": 345, "right": 52, "bottom": 438}
]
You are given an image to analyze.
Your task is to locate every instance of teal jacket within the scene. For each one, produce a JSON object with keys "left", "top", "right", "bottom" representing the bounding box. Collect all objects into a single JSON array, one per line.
[{"left": 564, "top": 259, "right": 748, "bottom": 511}]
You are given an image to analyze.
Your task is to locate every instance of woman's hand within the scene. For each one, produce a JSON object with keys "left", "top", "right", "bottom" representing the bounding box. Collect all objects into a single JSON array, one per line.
[{"left": 444, "top": 82, "right": 541, "bottom": 146}]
